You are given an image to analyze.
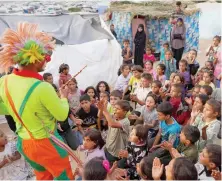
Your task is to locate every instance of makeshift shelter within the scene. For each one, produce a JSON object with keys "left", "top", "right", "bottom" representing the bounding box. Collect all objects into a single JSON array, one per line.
[
  {"left": 107, "top": 1, "right": 200, "bottom": 53},
  {"left": 0, "top": 13, "right": 122, "bottom": 89}
]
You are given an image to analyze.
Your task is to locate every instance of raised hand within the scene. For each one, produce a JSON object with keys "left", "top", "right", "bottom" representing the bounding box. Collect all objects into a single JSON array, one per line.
[
  {"left": 211, "top": 169, "right": 222, "bottom": 180},
  {"left": 152, "top": 157, "right": 164, "bottom": 180},
  {"left": 171, "top": 148, "right": 182, "bottom": 158},
  {"left": 118, "top": 150, "right": 128, "bottom": 158},
  {"left": 185, "top": 97, "right": 192, "bottom": 105},
  {"left": 161, "top": 141, "right": 173, "bottom": 151}
]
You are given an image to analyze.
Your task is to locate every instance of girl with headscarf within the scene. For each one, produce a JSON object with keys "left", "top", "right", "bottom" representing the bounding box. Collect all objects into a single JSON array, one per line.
[
  {"left": 134, "top": 24, "right": 146, "bottom": 67},
  {"left": 171, "top": 18, "right": 186, "bottom": 69}
]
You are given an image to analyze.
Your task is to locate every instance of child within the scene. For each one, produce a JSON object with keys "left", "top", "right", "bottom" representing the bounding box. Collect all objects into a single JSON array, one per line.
[
  {"left": 205, "top": 61, "right": 214, "bottom": 71},
  {"left": 199, "top": 85, "right": 213, "bottom": 96},
  {"left": 79, "top": 129, "right": 106, "bottom": 163},
  {"left": 214, "top": 51, "right": 221, "bottom": 88},
  {"left": 194, "top": 68, "right": 204, "bottom": 85},
  {"left": 155, "top": 63, "right": 166, "bottom": 86},
  {"left": 122, "top": 39, "right": 133, "bottom": 64},
  {"left": 114, "top": 64, "right": 131, "bottom": 93},
  {"left": 110, "top": 24, "right": 117, "bottom": 39},
  {"left": 84, "top": 86, "right": 98, "bottom": 105},
  {"left": 178, "top": 59, "right": 191, "bottom": 88},
  {"left": 195, "top": 144, "right": 221, "bottom": 180},
  {"left": 186, "top": 49, "right": 200, "bottom": 78},
  {"left": 96, "top": 81, "right": 110, "bottom": 95},
  {"left": 136, "top": 156, "right": 153, "bottom": 180},
  {"left": 107, "top": 90, "right": 122, "bottom": 115},
  {"left": 124, "top": 65, "right": 143, "bottom": 96},
  {"left": 98, "top": 100, "right": 130, "bottom": 164},
  {"left": 143, "top": 61, "right": 155, "bottom": 76},
  {"left": 148, "top": 102, "right": 181, "bottom": 157},
  {"left": 58, "top": 63, "right": 72, "bottom": 88},
  {"left": 168, "top": 84, "right": 190, "bottom": 125},
  {"left": 143, "top": 47, "right": 155, "bottom": 64},
  {"left": 82, "top": 157, "right": 110, "bottom": 180},
  {"left": 190, "top": 99, "right": 221, "bottom": 151},
  {"left": 206, "top": 35, "right": 221, "bottom": 62},
  {"left": 132, "top": 94, "right": 159, "bottom": 139},
  {"left": 0, "top": 130, "right": 34, "bottom": 180},
  {"left": 161, "top": 50, "right": 177, "bottom": 80},
  {"left": 130, "top": 73, "right": 152, "bottom": 110},
  {"left": 171, "top": 74, "right": 186, "bottom": 98},
  {"left": 192, "top": 85, "right": 201, "bottom": 100},
  {"left": 76, "top": 94, "right": 99, "bottom": 130},
  {"left": 67, "top": 78, "right": 82, "bottom": 114},
  {"left": 160, "top": 42, "right": 170, "bottom": 61},
  {"left": 149, "top": 80, "right": 163, "bottom": 104},
  {"left": 118, "top": 125, "right": 148, "bottom": 180},
  {"left": 43, "top": 72, "right": 53, "bottom": 84},
  {"left": 152, "top": 157, "right": 198, "bottom": 180},
  {"left": 162, "top": 125, "right": 200, "bottom": 164}
]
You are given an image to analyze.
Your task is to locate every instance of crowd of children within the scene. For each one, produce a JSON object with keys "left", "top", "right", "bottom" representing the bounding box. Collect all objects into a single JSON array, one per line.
[{"left": 0, "top": 3, "right": 221, "bottom": 180}]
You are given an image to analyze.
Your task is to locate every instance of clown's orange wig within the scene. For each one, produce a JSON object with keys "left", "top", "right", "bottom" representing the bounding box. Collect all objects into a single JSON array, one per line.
[{"left": 0, "top": 22, "right": 55, "bottom": 73}]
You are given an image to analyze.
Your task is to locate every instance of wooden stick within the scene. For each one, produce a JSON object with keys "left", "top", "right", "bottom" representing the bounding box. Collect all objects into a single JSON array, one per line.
[{"left": 60, "top": 65, "right": 87, "bottom": 90}]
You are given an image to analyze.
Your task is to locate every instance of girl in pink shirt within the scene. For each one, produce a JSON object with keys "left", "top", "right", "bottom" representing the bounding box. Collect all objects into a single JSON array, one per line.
[
  {"left": 213, "top": 50, "right": 221, "bottom": 88},
  {"left": 58, "top": 63, "right": 72, "bottom": 88},
  {"left": 143, "top": 47, "right": 155, "bottom": 65}
]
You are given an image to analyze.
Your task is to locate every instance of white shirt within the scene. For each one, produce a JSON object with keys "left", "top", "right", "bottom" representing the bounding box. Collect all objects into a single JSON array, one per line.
[
  {"left": 134, "top": 86, "right": 151, "bottom": 110},
  {"left": 114, "top": 74, "right": 131, "bottom": 93}
]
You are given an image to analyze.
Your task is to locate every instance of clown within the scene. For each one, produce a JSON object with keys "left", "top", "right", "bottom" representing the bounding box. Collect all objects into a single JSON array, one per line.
[{"left": 0, "top": 22, "right": 73, "bottom": 180}]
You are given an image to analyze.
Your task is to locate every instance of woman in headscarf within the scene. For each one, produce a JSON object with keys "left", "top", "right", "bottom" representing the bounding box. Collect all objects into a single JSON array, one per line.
[
  {"left": 134, "top": 24, "right": 146, "bottom": 67},
  {"left": 171, "top": 18, "right": 186, "bottom": 69}
]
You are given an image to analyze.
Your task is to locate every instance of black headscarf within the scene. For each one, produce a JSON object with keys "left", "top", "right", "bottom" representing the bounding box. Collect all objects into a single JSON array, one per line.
[{"left": 134, "top": 24, "right": 146, "bottom": 47}]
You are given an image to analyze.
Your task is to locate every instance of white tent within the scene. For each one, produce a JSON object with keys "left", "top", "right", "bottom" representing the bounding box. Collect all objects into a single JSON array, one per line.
[{"left": 46, "top": 17, "right": 122, "bottom": 89}]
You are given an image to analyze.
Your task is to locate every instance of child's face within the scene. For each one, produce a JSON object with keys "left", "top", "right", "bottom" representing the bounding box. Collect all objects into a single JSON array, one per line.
[
  {"left": 199, "top": 148, "right": 215, "bottom": 169},
  {"left": 67, "top": 81, "right": 77, "bottom": 90},
  {"left": 114, "top": 105, "right": 126, "bottom": 120},
  {"left": 188, "top": 50, "right": 197, "bottom": 60},
  {"left": 110, "top": 96, "right": 120, "bottom": 106},
  {"left": 203, "top": 103, "right": 218, "bottom": 119},
  {"left": 122, "top": 66, "right": 130, "bottom": 76},
  {"left": 163, "top": 44, "right": 169, "bottom": 50},
  {"left": 146, "top": 49, "right": 152, "bottom": 55},
  {"left": 177, "top": 20, "right": 183, "bottom": 26},
  {"left": 165, "top": 159, "right": 175, "bottom": 180},
  {"left": 123, "top": 42, "right": 129, "bottom": 48},
  {"left": 87, "top": 89, "right": 95, "bottom": 98},
  {"left": 179, "top": 131, "right": 190, "bottom": 145},
  {"left": 203, "top": 72, "right": 212, "bottom": 84},
  {"left": 193, "top": 97, "right": 204, "bottom": 111},
  {"left": 46, "top": 75, "right": 53, "bottom": 84},
  {"left": 144, "top": 61, "right": 153, "bottom": 70},
  {"left": 138, "top": 27, "right": 143, "bottom": 32},
  {"left": 157, "top": 66, "right": 164, "bottom": 75},
  {"left": 83, "top": 136, "right": 96, "bottom": 150},
  {"left": 100, "top": 93, "right": 108, "bottom": 101},
  {"left": 0, "top": 134, "right": 7, "bottom": 146},
  {"left": 173, "top": 76, "right": 182, "bottom": 84},
  {"left": 141, "top": 77, "right": 150, "bottom": 88},
  {"left": 157, "top": 111, "right": 170, "bottom": 121},
  {"left": 110, "top": 25, "right": 114, "bottom": 31},
  {"left": 80, "top": 100, "right": 91, "bottom": 112},
  {"left": 129, "top": 129, "right": 140, "bottom": 143},
  {"left": 99, "top": 83, "right": 106, "bottom": 93},
  {"left": 133, "top": 70, "right": 141, "bottom": 79},
  {"left": 192, "top": 87, "right": 200, "bottom": 98},
  {"left": 145, "top": 96, "right": 156, "bottom": 110},
  {"left": 165, "top": 52, "right": 172, "bottom": 60},
  {"left": 213, "top": 38, "right": 220, "bottom": 46},
  {"left": 63, "top": 68, "right": 69, "bottom": 75},
  {"left": 205, "top": 62, "right": 213, "bottom": 70},
  {"left": 179, "top": 62, "right": 186, "bottom": 72},
  {"left": 170, "top": 86, "right": 180, "bottom": 98},
  {"left": 176, "top": 5, "right": 181, "bottom": 12},
  {"left": 151, "top": 83, "right": 160, "bottom": 94},
  {"left": 199, "top": 88, "right": 207, "bottom": 95}
]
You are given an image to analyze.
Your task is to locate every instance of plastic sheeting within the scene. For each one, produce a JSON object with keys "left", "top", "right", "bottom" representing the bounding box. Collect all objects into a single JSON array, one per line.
[
  {"left": 43, "top": 18, "right": 122, "bottom": 89},
  {"left": 44, "top": 38, "right": 122, "bottom": 89}
]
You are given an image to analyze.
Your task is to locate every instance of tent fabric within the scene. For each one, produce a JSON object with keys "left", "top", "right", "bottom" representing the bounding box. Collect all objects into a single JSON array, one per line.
[
  {"left": 44, "top": 39, "right": 122, "bottom": 90},
  {"left": 0, "top": 14, "right": 113, "bottom": 45},
  {"left": 111, "top": 11, "right": 200, "bottom": 52}
]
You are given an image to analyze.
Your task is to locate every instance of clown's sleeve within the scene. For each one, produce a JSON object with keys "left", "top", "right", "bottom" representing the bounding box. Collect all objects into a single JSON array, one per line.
[
  {"left": 0, "top": 100, "right": 9, "bottom": 115},
  {"left": 39, "top": 82, "right": 69, "bottom": 121}
]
